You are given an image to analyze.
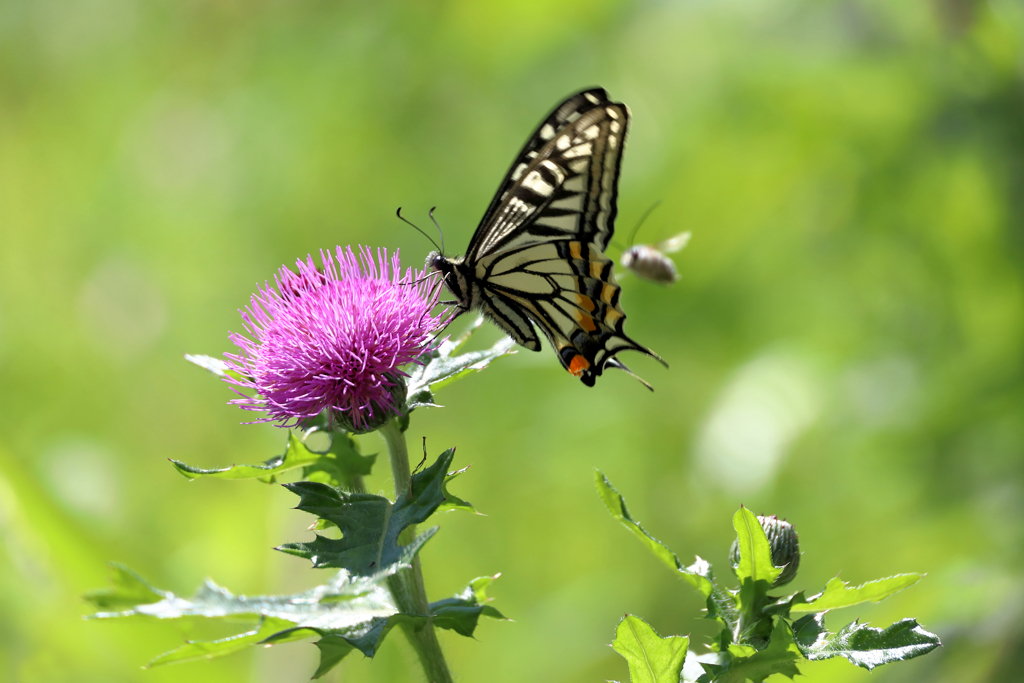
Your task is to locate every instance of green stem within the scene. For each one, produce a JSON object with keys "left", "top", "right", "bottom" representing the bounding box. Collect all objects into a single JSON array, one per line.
[{"left": 379, "top": 418, "right": 452, "bottom": 683}]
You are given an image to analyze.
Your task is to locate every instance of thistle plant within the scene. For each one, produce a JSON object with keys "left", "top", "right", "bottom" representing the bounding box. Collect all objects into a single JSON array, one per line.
[
  {"left": 84, "top": 244, "right": 943, "bottom": 682},
  {"left": 597, "top": 474, "right": 941, "bottom": 683},
  {"left": 85, "top": 246, "right": 513, "bottom": 681}
]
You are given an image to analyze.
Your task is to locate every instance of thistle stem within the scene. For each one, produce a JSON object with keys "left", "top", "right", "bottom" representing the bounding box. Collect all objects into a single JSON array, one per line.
[{"left": 379, "top": 418, "right": 452, "bottom": 683}]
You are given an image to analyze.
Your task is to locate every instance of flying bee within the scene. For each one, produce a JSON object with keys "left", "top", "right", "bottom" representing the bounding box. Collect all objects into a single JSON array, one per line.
[{"left": 621, "top": 231, "right": 691, "bottom": 284}]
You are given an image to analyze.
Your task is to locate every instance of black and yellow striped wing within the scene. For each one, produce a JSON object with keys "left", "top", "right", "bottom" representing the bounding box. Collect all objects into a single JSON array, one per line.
[{"left": 432, "top": 88, "right": 664, "bottom": 388}]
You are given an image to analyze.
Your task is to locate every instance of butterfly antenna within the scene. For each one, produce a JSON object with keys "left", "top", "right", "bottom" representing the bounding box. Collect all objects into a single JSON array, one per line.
[
  {"left": 397, "top": 207, "right": 443, "bottom": 253},
  {"left": 429, "top": 206, "right": 445, "bottom": 256},
  {"left": 400, "top": 271, "right": 441, "bottom": 287},
  {"left": 627, "top": 200, "right": 664, "bottom": 248}
]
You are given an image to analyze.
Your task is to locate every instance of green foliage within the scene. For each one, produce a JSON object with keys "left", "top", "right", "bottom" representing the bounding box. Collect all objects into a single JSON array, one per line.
[
  {"left": 793, "top": 615, "right": 940, "bottom": 670},
  {"left": 787, "top": 575, "right": 923, "bottom": 614},
  {"left": 599, "top": 475, "right": 940, "bottom": 683},
  {"left": 610, "top": 615, "right": 689, "bottom": 683},
  {"left": 596, "top": 472, "right": 738, "bottom": 631},
  {"left": 405, "top": 316, "right": 516, "bottom": 412},
  {"left": 170, "top": 429, "right": 375, "bottom": 487},
  {"left": 85, "top": 443, "right": 500, "bottom": 678},
  {"left": 276, "top": 448, "right": 456, "bottom": 574},
  {"left": 184, "top": 354, "right": 247, "bottom": 381},
  {"left": 731, "top": 507, "right": 782, "bottom": 590},
  {"left": 437, "top": 464, "right": 478, "bottom": 514},
  {"left": 427, "top": 574, "right": 507, "bottom": 636},
  {"left": 85, "top": 563, "right": 503, "bottom": 677},
  {"left": 711, "top": 621, "right": 802, "bottom": 683}
]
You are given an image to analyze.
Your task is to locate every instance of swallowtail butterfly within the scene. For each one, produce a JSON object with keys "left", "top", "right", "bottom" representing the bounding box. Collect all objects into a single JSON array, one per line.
[{"left": 427, "top": 88, "right": 665, "bottom": 388}]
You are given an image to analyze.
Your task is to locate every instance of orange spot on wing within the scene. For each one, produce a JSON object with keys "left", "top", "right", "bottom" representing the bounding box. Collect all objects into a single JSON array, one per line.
[
  {"left": 577, "top": 313, "right": 597, "bottom": 332},
  {"left": 575, "top": 294, "right": 596, "bottom": 312},
  {"left": 600, "top": 283, "right": 617, "bottom": 304},
  {"left": 568, "top": 354, "right": 591, "bottom": 377},
  {"left": 569, "top": 241, "right": 582, "bottom": 260}
]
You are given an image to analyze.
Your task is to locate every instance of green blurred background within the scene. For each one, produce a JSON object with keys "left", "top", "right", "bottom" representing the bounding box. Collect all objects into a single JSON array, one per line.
[{"left": 2, "top": 0, "right": 1023, "bottom": 680}]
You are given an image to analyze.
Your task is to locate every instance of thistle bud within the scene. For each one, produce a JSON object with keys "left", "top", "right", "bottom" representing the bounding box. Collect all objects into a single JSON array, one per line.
[{"left": 729, "top": 515, "right": 800, "bottom": 587}]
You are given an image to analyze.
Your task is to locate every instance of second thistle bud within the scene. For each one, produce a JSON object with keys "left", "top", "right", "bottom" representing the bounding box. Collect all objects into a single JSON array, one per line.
[{"left": 730, "top": 514, "right": 801, "bottom": 587}]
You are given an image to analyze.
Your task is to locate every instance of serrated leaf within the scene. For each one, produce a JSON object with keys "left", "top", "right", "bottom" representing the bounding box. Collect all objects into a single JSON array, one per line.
[
  {"left": 732, "top": 507, "right": 782, "bottom": 589},
  {"left": 304, "top": 574, "right": 506, "bottom": 678},
  {"left": 791, "top": 613, "right": 827, "bottom": 650},
  {"left": 682, "top": 652, "right": 722, "bottom": 683},
  {"left": 88, "top": 567, "right": 399, "bottom": 624},
  {"left": 761, "top": 591, "right": 807, "bottom": 619},
  {"left": 715, "top": 619, "right": 802, "bottom": 683},
  {"left": 277, "top": 448, "right": 455, "bottom": 574},
  {"left": 86, "top": 562, "right": 505, "bottom": 676},
  {"left": 796, "top": 617, "right": 940, "bottom": 669},
  {"left": 435, "top": 465, "right": 477, "bottom": 514},
  {"left": 597, "top": 472, "right": 681, "bottom": 573},
  {"left": 148, "top": 616, "right": 299, "bottom": 666},
  {"left": 428, "top": 574, "right": 507, "bottom": 637},
  {"left": 597, "top": 472, "right": 738, "bottom": 631},
  {"left": 170, "top": 430, "right": 375, "bottom": 487},
  {"left": 405, "top": 318, "right": 516, "bottom": 410},
  {"left": 185, "top": 353, "right": 247, "bottom": 381},
  {"left": 789, "top": 574, "right": 923, "bottom": 613},
  {"left": 732, "top": 507, "right": 782, "bottom": 645},
  {"left": 313, "top": 636, "right": 355, "bottom": 678},
  {"left": 83, "top": 563, "right": 164, "bottom": 611},
  {"left": 611, "top": 615, "right": 689, "bottom": 683},
  {"left": 87, "top": 566, "right": 400, "bottom": 668}
]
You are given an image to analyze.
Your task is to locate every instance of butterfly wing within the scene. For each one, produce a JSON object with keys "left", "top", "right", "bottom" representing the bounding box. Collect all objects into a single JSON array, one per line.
[
  {"left": 461, "top": 88, "right": 664, "bottom": 387},
  {"left": 467, "top": 88, "right": 614, "bottom": 257}
]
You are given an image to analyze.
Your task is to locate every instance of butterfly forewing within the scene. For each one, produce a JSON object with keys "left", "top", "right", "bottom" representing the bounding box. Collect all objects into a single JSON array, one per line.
[
  {"left": 469, "top": 88, "right": 612, "bottom": 251},
  {"left": 468, "top": 93, "right": 627, "bottom": 260}
]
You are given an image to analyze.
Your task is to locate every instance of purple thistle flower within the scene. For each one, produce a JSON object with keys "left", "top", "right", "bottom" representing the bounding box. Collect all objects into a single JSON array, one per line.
[{"left": 224, "top": 246, "right": 447, "bottom": 432}]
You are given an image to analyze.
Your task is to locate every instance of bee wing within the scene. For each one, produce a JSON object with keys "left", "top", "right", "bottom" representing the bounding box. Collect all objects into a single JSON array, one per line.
[{"left": 656, "top": 231, "right": 692, "bottom": 254}]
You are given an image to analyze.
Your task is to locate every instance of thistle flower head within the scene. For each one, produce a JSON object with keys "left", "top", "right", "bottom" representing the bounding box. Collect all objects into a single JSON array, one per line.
[{"left": 225, "top": 246, "right": 446, "bottom": 432}]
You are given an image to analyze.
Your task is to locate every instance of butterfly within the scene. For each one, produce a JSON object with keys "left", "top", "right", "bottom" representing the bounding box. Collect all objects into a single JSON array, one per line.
[{"left": 426, "top": 88, "right": 665, "bottom": 388}]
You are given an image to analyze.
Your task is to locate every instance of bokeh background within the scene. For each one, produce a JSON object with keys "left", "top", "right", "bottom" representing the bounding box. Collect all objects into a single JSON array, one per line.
[{"left": 2, "top": 0, "right": 1023, "bottom": 681}]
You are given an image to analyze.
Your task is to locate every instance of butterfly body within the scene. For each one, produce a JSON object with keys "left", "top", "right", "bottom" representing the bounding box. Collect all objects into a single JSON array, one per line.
[{"left": 428, "top": 88, "right": 664, "bottom": 388}]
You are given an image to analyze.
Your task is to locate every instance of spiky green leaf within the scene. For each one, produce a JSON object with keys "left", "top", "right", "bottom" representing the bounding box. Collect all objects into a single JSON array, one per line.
[
  {"left": 170, "top": 430, "right": 374, "bottom": 487},
  {"left": 789, "top": 574, "right": 923, "bottom": 613},
  {"left": 597, "top": 472, "right": 737, "bottom": 631},
  {"left": 794, "top": 615, "right": 940, "bottom": 669},
  {"left": 85, "top": 565, "right": 504, "bottom": 676},
  {"left": 428, "top": 574, "right": 507, "bottom": 637},
  {"left": 732, "top": 507, "right": 782, "bottom": 589},
  {"left": 83, "top": 563, "right": 163, "bottom": 611},
  {"left": 276, "top": 448, "right": 455, "bottom": 574},
  {"left": 406, "top": 317, "right": 516, "bottom": 410},
  {"left": 611, "top": 615, "right": 689, "bottom": 683},
  {"left": 715, "top": 619, "right": 802, "bottom": 683},
  {"left": 437, "top": 465, "right": 477, "bottom": 513}
]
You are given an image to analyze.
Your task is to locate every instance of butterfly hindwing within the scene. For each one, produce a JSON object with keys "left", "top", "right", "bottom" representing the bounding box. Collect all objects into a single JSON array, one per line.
[{"left": 476, "top": 239, "right": 655, "bottom": 386}]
